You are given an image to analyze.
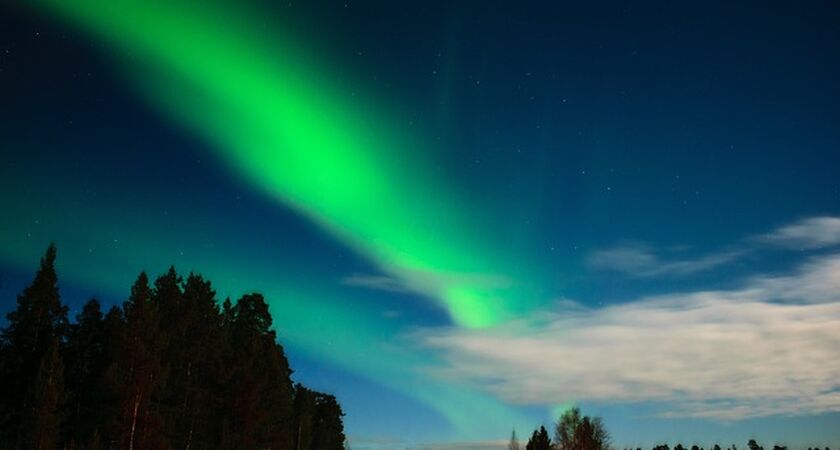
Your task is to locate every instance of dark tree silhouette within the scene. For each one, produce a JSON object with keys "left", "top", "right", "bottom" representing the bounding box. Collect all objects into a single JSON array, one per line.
[
  {"left": 0, "top": 245, "right": 347, "bottom": 449},
  {"left": 310, "top": 392, "right": 345, "bottom": 450},
  {"left": 508, "top": 429, "right": 520, "bottom": 450},
  {"left": 111, "top": 273, "right": 168, "bottom": 450},
  {"left": 0, "top": 244, "right": 68, "bottom": 447},
  {"left": 221, "top": 293, "right": 295, "bottom": 449},
  {"left": 555, "top": 407, "right": 610, "bottom": 450},
  {"left": 156, "top": 271, "right": 224, "bottom": 449},
  {"left": 526, "top": 425, "right": 551, "bottom": 450},
  {"left": 22, "top": 337, "right": 64, "bottom": 450},
  {"left": 293, "top": 384, "right": 317, "bottom": 450},
  {"left": 62, "top": 298, "right": 107, "bottom": 448}
]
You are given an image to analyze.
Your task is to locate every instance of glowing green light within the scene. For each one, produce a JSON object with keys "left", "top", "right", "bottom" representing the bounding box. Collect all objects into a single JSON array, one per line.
[
  {"left": 31, "top": 0, "right": 543, "bottom": 328},
  {"left": 13, "top": 0, "right": 551, "bottom": 437}
]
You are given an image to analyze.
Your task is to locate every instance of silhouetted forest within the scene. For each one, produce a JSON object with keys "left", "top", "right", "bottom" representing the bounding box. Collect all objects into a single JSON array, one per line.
[
  {"left": 0, "top": 245, "right": 346, "bottom": 450},
  {"left": 508, "top": 408, "right": 833, "bottom": 450}
]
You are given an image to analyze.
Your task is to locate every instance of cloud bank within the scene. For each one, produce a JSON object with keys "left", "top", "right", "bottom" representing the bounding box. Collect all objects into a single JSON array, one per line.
[{"left": 419, "top": 253, "right": 840, "bottom": 420}]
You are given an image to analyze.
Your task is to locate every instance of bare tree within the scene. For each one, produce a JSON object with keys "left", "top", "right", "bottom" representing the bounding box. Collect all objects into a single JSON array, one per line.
[
  {"left": 554, "top": 407, "right": 610, "bottom": 450},
  {"left": 509, "top": 429, "right": 520, "bottom": 450}
]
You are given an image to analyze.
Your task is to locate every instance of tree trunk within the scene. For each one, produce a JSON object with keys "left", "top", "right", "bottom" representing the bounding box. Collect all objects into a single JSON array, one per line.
[{"left": 128, "top": 390, "right": 140, "bottom": 450}]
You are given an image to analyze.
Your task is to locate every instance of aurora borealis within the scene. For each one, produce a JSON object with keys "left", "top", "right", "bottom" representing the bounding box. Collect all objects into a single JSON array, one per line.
[
  {"left": 3, "top": 1, "right": 840, "bottom": 448},
  {"left": 27, "top": 0, "right": 544, "bottom": 330}
]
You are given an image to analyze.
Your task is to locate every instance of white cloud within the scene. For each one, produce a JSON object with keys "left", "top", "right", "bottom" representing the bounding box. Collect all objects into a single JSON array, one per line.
[
  {"left": 759, "top": 216, "right": 840, "bottom": 250},
  {"left": 419, "top": 254, "right": 840, "bottom": 420},
  {"left": 586, "top": 244, "right": 742, "bottom": 278},
  {"left": 342, "top": 273, "right": 412, "bottom": 293}
]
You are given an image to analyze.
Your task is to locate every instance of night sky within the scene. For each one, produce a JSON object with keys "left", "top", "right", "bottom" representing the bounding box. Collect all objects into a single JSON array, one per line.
[{"left": 2, "top": 1, "right": 840, "bottom": 448}]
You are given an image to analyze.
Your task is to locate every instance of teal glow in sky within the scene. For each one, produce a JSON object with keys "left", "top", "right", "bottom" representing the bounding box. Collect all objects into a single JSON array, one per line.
[{"left": 2, "top": 1, "right": 840, "bottom": 448}]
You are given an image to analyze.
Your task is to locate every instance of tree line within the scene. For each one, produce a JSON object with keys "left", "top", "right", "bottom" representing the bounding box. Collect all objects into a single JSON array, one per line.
[
  {"left": 644, "top": 440, "right": 831, "bottom": 450},
  {"left": 0, "top": 245, "right": 346, "bottom": 450},
  {"left": 507, "top": 408, "right": 832, "bottom": 450}
]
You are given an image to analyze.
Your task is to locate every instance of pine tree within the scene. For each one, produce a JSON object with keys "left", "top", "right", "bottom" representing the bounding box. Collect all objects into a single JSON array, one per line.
[
  {"left": 159, "top": 272, "right": 224, "bottom": 450},
  {"left": 113, "top": 273, "right": 168, "bottom": 450},
  {"left": 216, "top": 297, "right": 236, "bottom": 449},
  {"left": 98, "top": 305, "right": 126, "bottom": 447},
  {"left": 310, "top": 392, "right": 345, "bottom": 450},
  {"left": 0, "top": 244, "right": 68, "bottom": 446},
  {"left": 293, "top": 384, "right": 317, "bottom": 450},
  {"left": 63, "top": 298, "right": 107, "bottom": 448},
  {"left": 222, "top": 293, "right": 294, "bottom": 449},
  {"left": 526, "top": 426, "right": 551, "bottom": 450},
  {"left": 21, "top": 337, "right": 65, "bottom": 450},
  {"left": 154, "top": 268, "right": 186, "bottom": 447}
]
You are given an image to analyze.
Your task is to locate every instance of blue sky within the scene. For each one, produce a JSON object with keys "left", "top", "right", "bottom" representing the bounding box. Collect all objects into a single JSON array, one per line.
[{"left": 1, "top": 1, "right": 840, "bottom": 448}]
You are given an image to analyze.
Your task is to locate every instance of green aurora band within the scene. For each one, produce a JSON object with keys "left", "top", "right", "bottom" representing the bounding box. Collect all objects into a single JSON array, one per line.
[
  {"left": 30, "top": 0, "right": 545, "bottom": 329},
  {"left": 9, "top": 0, "right": 555, "bottom": 438}
]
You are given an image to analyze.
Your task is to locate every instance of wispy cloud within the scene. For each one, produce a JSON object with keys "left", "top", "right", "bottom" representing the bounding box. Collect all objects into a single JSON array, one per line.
[
  {"left": 586, "top": 244, "right": 742, "bottom": 278},
  {"left": 588, "top": 216, "right": 840, "bottom": 278},
  {"left": 341, "top": 270, "right": 511, "bottom": 296},
  {"left": 758, "top": 216, "right": 840, "bottom": 250},
  {"left": 419, "top": 254, "right": 840, "bottom": 420},
  {"left": 342, "top": 273, "right": 412, "bottom": 293}
]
